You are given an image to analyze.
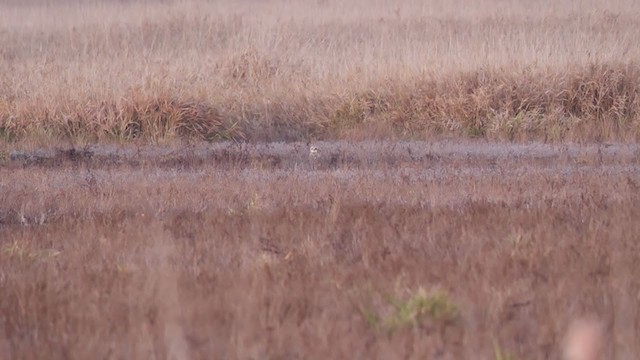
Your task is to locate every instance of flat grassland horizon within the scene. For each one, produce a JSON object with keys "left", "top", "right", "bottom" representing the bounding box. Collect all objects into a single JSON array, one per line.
[{"left": 1, "top": 0, "right": 640, "bottom": 144}]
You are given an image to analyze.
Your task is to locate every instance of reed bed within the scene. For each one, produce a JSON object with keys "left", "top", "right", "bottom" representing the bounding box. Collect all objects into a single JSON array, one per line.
[{"left": 1, "top": 0, "right": 640, "bottom": 143}]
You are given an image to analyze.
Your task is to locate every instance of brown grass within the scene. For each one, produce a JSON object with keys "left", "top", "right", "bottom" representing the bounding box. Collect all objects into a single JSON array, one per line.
[
  {"left": 1, "top": 0, "right": 640, "bottom": 143},
  {"left": 2, "top": 0, "right": 640, "bottom": 358},
  {"left": 1, "top": 141, "right": 640, "bottom": 358}
]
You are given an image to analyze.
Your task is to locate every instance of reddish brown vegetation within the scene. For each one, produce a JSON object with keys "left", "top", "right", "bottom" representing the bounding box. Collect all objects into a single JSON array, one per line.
[
  {"left": 1, "top": 142, "right": 639, "bottom": 358},
  {"left": 2, "top": 0, "right": 640, "bottom": 358}
]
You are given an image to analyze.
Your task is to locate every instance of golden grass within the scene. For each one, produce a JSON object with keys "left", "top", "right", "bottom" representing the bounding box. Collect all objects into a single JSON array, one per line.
[{"left": 1, "top": 0, "right": 640, "bottom": 143}]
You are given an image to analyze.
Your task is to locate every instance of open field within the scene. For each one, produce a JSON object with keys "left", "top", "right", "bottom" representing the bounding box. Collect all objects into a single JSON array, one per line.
[
  {"left": 1, "top": 0, "right": 640, "bottom": 143},
  {"left": 2, "top": 141, "right": 640, "bottom": 358},
  {"left": 3, "top": 0, "right": 640, "bottom": 359}
]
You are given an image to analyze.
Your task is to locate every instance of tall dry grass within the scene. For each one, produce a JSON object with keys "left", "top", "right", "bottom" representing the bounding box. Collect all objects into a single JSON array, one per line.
[{"left": 1, "top": 0, "right": 640, "bottom": 143}]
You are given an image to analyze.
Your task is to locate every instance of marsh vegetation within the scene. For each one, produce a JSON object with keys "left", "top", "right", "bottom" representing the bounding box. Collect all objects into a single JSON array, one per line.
[{"left": 2, "top": 0, "right": 640, "bottom": 358}]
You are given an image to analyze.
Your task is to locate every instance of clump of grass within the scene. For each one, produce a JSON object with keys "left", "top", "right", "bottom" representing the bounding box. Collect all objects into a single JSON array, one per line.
[
  {"left": 0, "top": 92, "right": 245, "bottom": 144},
  {"left": 377, "top": 63, "right": 640, "bottom": 142},
  {"left": 2, "top": 241, "right": 61, "bottom": 262},
  {"left": 2, "top": 241, "right": 35, "bottom": 260},
  {"left": 385, "top": 288, "right": 459, "bottom": 330},
  {"left": 360, "top": 287, "right": 459, "bottom": 332},
  {"left": 494, "top": 341, "right": 517, "bottom": 360}
]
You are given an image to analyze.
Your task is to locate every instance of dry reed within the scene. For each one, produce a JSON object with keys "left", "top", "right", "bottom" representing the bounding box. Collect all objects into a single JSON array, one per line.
[{"left": 1, "top": 0, "right": 640, "bottom": 143}]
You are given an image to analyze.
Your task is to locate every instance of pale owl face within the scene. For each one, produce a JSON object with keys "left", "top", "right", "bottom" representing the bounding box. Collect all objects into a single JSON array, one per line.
[{"left": 309, "top": 146, "right": 320, "bottom": 156}]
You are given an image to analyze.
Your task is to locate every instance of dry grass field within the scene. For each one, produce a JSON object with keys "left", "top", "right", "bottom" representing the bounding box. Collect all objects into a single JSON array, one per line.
[
  {"left": 1, "top": 0, "right": 640, "bottom": 143},
  {"left": 2, "top": 0, "right": 640, "bottom": 359},
  {"left": 2, "top": 141, "right": 640, "bottom": 359}
]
